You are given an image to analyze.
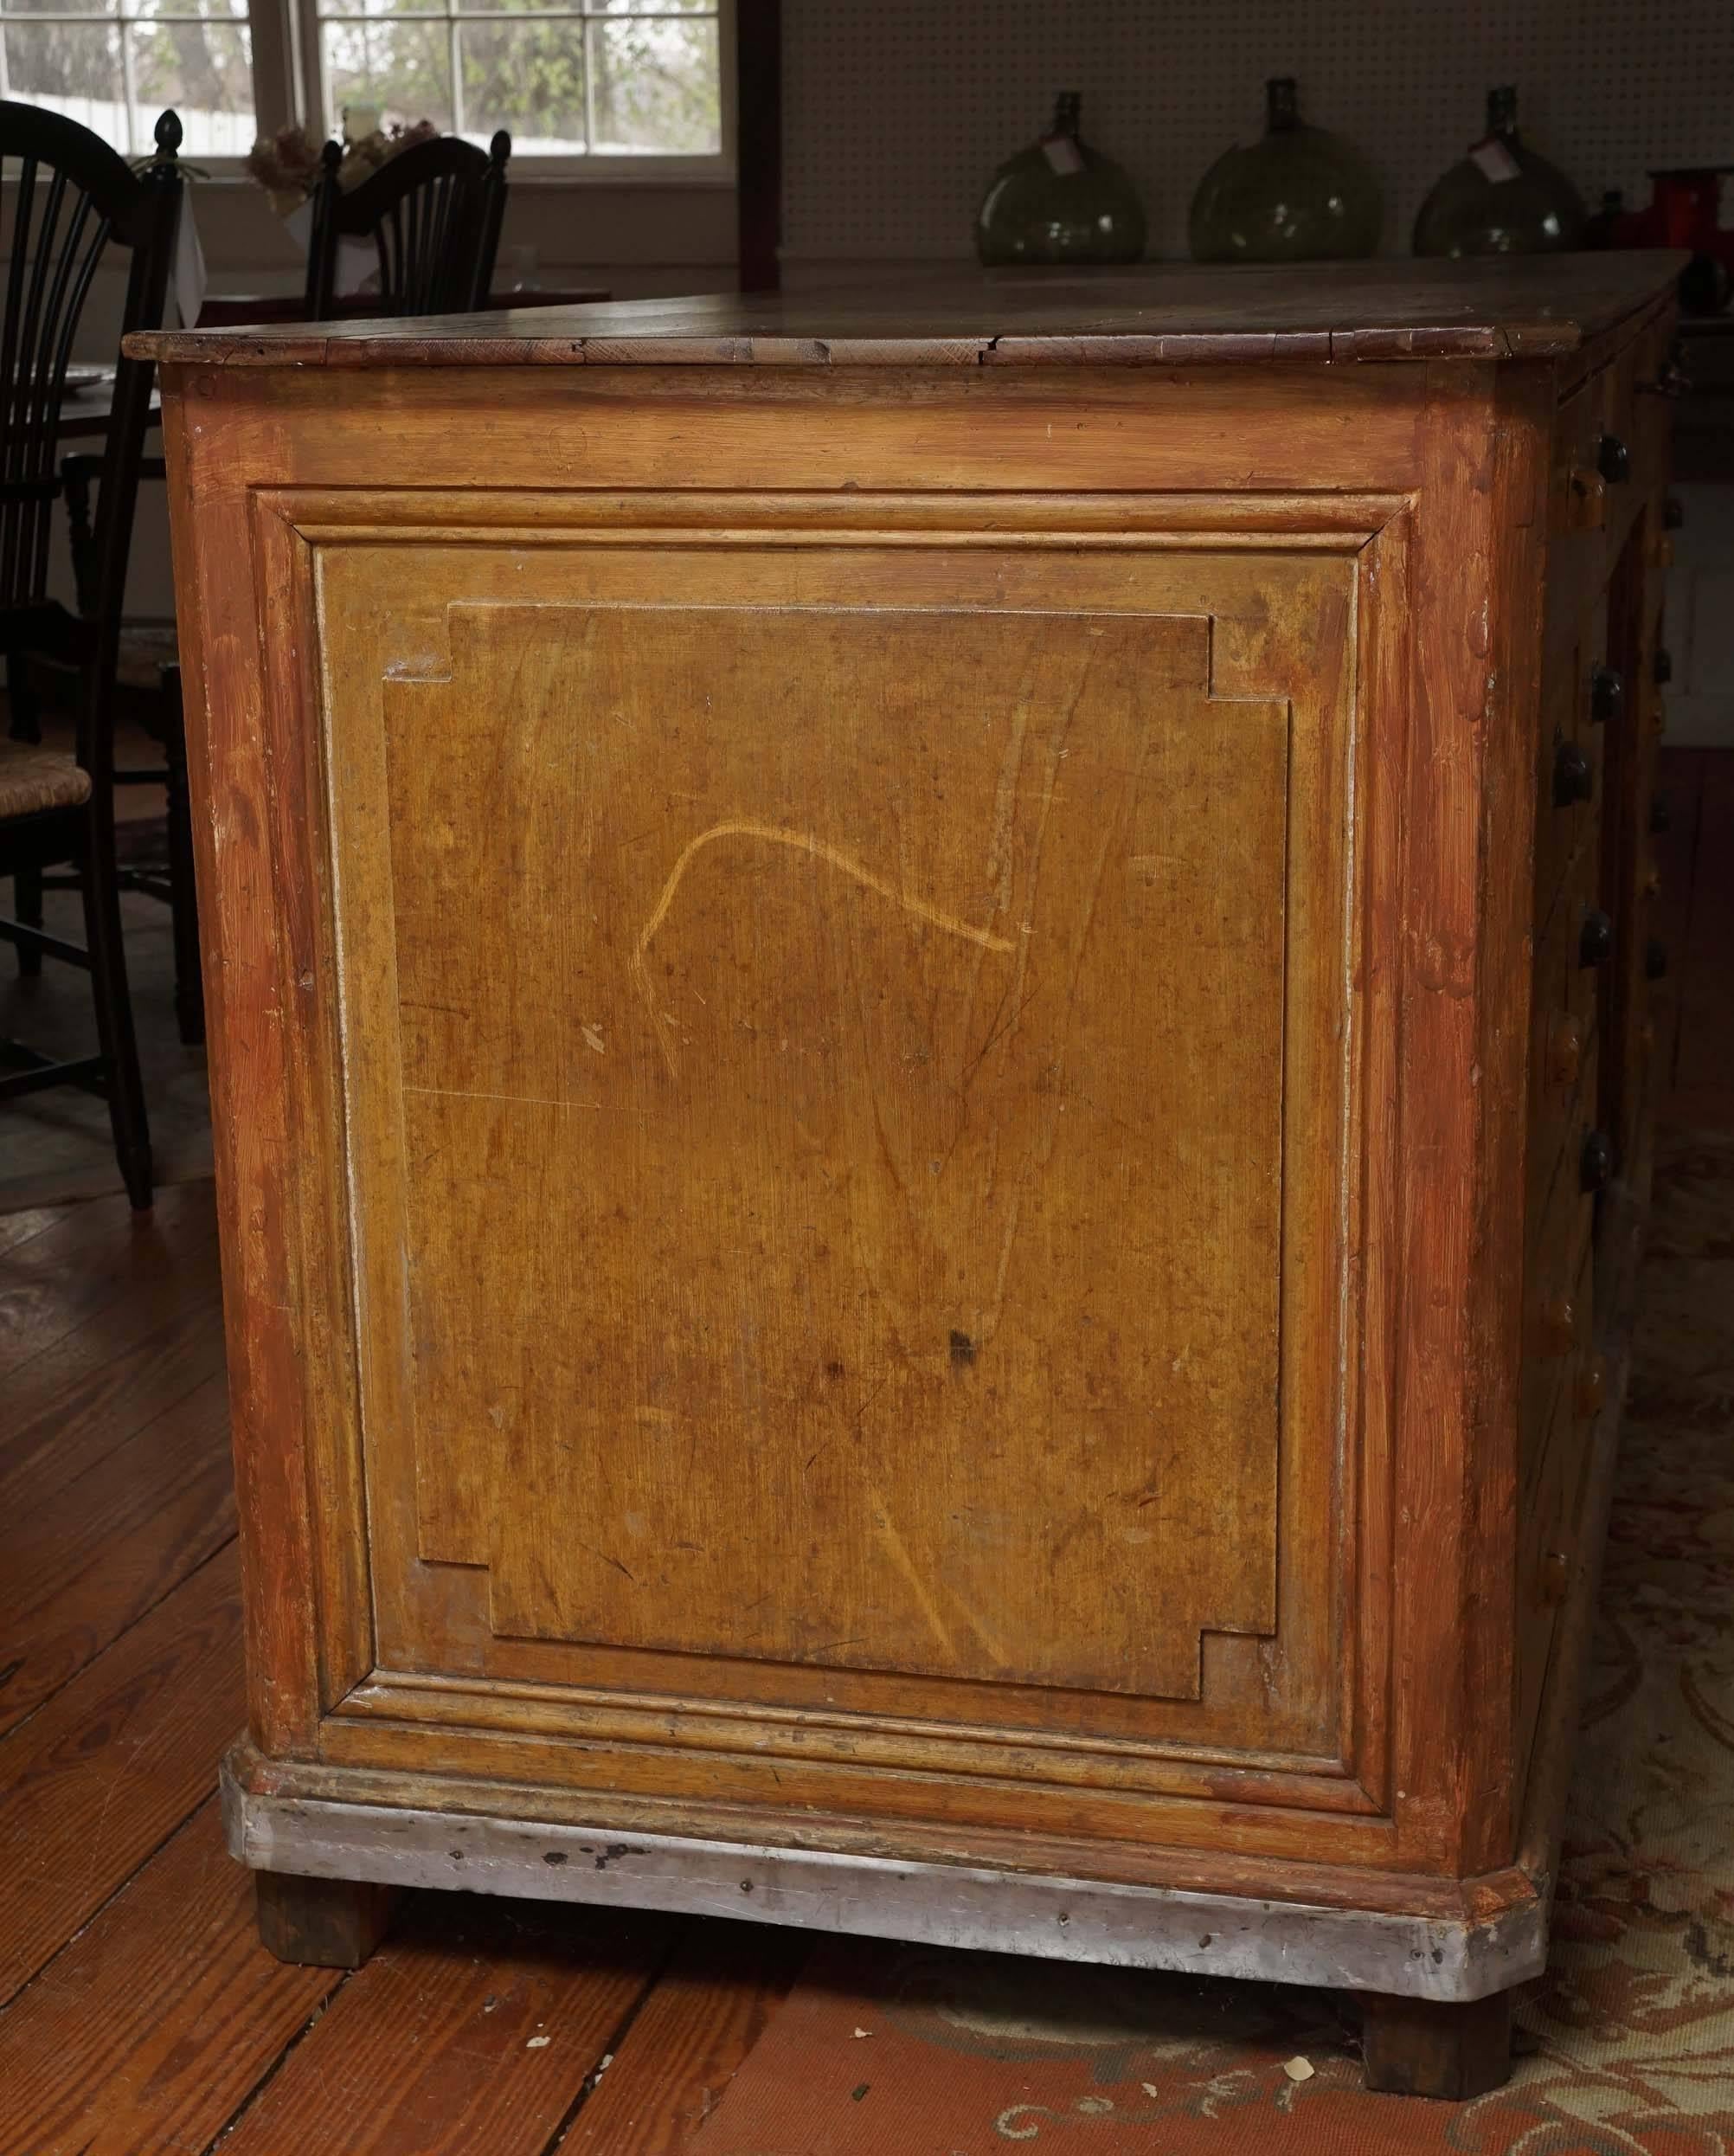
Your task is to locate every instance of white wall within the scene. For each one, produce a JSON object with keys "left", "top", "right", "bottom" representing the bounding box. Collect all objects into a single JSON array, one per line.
[{"left": 783, "top": 0, "right": 1734, "bottom": 271}]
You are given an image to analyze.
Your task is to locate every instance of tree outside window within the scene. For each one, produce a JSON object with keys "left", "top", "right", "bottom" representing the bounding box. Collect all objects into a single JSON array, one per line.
[{"left": 0, "top": 0, "right": 724, "bottom": 163}]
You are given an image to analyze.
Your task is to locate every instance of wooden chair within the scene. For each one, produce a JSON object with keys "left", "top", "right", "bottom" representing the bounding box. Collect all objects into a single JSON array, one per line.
[
  {"left": 0, "top": 104, "right": 185, "bottom": 1208},
  {"left": 58, "top": 473, "right": 202, "bottom": 1046},
  {"left": 304, "top": 130, "right": 512, "bottom": 321}
]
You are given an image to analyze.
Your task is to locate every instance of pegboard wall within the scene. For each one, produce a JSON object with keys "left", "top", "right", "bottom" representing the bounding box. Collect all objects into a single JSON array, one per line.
[{"left": 782, "top": 0, "right": 1734, "bottom": 266}]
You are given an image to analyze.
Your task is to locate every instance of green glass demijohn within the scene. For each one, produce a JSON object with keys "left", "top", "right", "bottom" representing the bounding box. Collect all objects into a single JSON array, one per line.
[
  {"left": 976, "top": 93, "right": 1147, "bottom": 267},
  {"left": 1413, "top": 87, "right": 1587, "bottom": 257},
  {"left": 1189, "top": 77, "right": 1383, "bottom": 262}
]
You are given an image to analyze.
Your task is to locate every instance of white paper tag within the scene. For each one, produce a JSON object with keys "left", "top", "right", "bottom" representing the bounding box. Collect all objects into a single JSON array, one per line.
[
  {"left": 170, "top": 192, "right": 208, "bottom": 329},
  {"left": 1470, "top": 138, "right": 1522, "bottom": 184},
  {"left": 1041, "top": 133, "right": 1085, "bottom": 176},
  {"left": 336, "top": 237, "right": 379, "bottom": 299}
]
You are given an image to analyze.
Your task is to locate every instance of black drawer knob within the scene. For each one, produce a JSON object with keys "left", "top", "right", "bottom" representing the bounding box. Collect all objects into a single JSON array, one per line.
[
  {"left": 1646, "top": 936, "right": 1669, "bottom": 981},
  {"left": 1642, "top": 341, "right": 1691, "bottom": 399},
  {"left": 1664, "top": 493, "right": 1686, "bottom": 530},
  {"left": 1580, "top": 1129, "right": 1615, "bottom": 1193},
  {"left": 1654, "top": 646, "right": 1673, "bottom": 685},
  {"left": 1641, "top": 363, "right": 1690, "bottom": 401},
  {"left": 1579, "top": 909, "right": 1615, "bottom": 967},
  {"left": 1651, "top": 794, "right": 1671, "bottom": 834},
  {"left": 1597, "top": 433, "right": 1631, "bottom": 484},
  {"left": 1590, "top": 665, "right": 1624, "bottom": 724},
  {"left": 1552, "top": 739, "right": 1595, "bottom": 808}
]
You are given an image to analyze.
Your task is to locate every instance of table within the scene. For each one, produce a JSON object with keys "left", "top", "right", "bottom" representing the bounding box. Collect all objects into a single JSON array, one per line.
[
  {"left": 140, "top": 256, "right": 1678, "bottom": 2101},
  {"left": 192, "top": 286, "right": 610, "bottom": 330}
]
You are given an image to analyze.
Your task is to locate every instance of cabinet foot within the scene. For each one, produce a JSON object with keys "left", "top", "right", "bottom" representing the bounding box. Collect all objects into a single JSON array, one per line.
[
  {"left": 254, "top": 1870, "right": 399, "bottom": 1969},
  {"left": 1360, "top": 1992, "right": 1512, "bottom": 2098}
]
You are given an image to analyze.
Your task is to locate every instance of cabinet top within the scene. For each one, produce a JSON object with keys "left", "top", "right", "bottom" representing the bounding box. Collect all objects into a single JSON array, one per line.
[{"left": 136, "top": 255, "right": 1682, "bottom": 371}]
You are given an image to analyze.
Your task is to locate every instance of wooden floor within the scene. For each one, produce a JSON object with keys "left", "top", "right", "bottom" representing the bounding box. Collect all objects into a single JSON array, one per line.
[{"left": 1, "top": 749, "right": 1730, "bottom": 2156}]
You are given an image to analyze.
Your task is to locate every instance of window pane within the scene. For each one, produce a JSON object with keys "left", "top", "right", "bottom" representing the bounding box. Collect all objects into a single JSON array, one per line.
[
  {"left": 458, "top": 17, "right": 584, "bottom": 154},
  {"left": 321, "top": 16, "right": 453, "bottom": 132},
  {"left": 459, "top": 0, "right": 588, "bottom": 15},
  {"left": 591, "top": 0, "right": 716, "bottom": 14},
  {"left": 588, "top": 14, "right": 717, "bottom": 154},
  {"left": 0, "top": 0, "right": 114, "bottom": 21},
  {"left": 131, "top": 18, "right": 254, "bottom": 156},
  {"left": 134, "top": 0, "right": 249, "bottom": 21},
  {"left": 3, "top": 22, "right": 125, "bottom": 146},
  {"left": 317, "top": 0, "right": 446, "bottom": 23}
]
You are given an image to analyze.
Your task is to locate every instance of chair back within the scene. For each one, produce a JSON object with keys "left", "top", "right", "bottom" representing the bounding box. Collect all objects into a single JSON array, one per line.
[
  {"left": 0, "top": 105, "right": 183, "bottom": 653},
  {"left": 304, "top": 131, "right": 511, "bottom": 321}
]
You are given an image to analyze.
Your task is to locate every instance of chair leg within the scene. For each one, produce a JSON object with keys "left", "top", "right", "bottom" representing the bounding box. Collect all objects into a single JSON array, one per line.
[
  {"left": 79, "top": 799, "right": 153, "bottom": 1210},
  {"left": 13, "top": 866, "right": 43, "bottom": 976},
  {"left": 161, "top": 673, "right": 203, "bottom": 1046},
  {"left": 7, "top": 657, "right": 45, "bottom": 976}
]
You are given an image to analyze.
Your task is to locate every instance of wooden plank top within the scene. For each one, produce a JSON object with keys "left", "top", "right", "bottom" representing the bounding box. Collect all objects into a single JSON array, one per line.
[{"left": 132, "top": 254, "right": 1684, "bottom": 370}]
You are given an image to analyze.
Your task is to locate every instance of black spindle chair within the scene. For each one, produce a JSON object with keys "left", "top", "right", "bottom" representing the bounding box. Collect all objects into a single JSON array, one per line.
[
  {"left": 0, "top": 105, "right": 185, "bottom": 1209},
  {"left": 303, "top": 129, "right": 511, "bottom": 321}
]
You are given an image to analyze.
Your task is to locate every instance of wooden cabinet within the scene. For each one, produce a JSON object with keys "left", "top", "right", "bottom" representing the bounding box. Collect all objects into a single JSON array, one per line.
[{"left": 141, "top": 257, "right": 1678, "bottom": 2099}]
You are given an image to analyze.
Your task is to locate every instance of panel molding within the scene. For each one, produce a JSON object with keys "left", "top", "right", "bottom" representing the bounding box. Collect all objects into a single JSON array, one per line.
[{"left": 248, "top": 485, "right": 1406, "bottom": 1838}]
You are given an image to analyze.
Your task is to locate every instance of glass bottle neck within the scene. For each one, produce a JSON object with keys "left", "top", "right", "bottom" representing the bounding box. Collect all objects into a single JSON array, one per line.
[
  {"left": 1050, "top": 93, "right": 1082, "bottom": 140},
  {"left": 1486, "top": 87, "right": 1519, "bottom": 140},
  {"left": 1266, "top": 78, "right": 1300, "bottom": 133}
]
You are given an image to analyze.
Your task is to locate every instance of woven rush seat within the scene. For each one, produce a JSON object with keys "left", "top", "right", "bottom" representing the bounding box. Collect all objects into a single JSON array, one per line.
[
  {"left": 112, "top": 623, "right": 181, "bottom": 694},
  {"left": 0, "top": 739, "right": 93, "bottom": 820}
]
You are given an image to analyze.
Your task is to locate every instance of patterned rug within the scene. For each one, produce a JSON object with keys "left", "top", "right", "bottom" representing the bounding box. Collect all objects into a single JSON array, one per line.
[{"left": 693, "top": 1129, "right": 1734, "bottom": 2153}]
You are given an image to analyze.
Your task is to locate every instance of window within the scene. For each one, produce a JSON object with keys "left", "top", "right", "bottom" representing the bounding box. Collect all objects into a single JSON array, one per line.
[
  {"left": 311, "top": 0, "right": 723, "bottom": 163},
  {"left": 0, "top": 0, "right": 259, "bottom": 159},
  {"left": 0, "top": 0, "right": 727, "bottom": 164}
]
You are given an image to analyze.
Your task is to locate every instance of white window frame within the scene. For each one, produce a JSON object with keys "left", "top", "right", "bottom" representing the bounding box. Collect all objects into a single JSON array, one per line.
[
  {"left": 0, "top": 0, "right": 271, "bottom": 160},
  {"left": 0, "top": 0, "right": 733, "bottom": 177},
  {"left": 285, "top": 0, "right": 734, "bottom": 180}
]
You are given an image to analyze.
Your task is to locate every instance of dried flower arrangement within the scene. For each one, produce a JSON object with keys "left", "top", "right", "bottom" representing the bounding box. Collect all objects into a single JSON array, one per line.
[{"left": 245, "top": 113, "right": 441, "bottom": 217}]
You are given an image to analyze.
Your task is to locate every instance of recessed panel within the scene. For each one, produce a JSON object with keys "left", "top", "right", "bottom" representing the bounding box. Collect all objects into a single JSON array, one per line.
[{"left": 379, "top": 600, "right": 1289, "bottom": 1699}]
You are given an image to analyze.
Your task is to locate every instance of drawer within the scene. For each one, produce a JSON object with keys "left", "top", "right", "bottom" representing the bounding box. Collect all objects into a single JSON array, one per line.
[
  {"left": 1522, "top": 1112, "right": 1596, "bottom": 1464},
  {"left": 1595, "top": 344, "right": 1642, "bottom": 566},
  {"left": 1526, "top": 1001, "right": 1598, "bottom": 1264},
  {"left": 1518, "top": 1215, "right": 1596, "bottom": 1785},
  {"left": 1536, "top": 815, "right": 1614, "bottom": 1058},
  {"left": 1533, "top": 621, "right": 1610, "bottom": 937},
  {"left": 1630, "top": 317, "right": 1674, "bottom": 500},
  {"left": 1516, "top": 1249, "right": 1596, "bottom": 1792},
  {"left": 1546, "top": 379, "right": 1608, "bottom": 674}
]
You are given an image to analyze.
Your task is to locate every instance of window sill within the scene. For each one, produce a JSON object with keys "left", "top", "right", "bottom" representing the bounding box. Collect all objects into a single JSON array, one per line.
[{"left": 183, "top": 164, "right": 735, "bottom": 190}]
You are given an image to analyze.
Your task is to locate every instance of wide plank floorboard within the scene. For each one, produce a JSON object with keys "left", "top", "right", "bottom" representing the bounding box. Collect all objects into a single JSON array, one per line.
[
  {"left": 214, "top": 1896, "right": 674, "bottom": 2156},
  {"left": 0, "top": 1543, "right": 242, "bottom": 2006},
  {"left": 0, "top": 1299, "right": 226, "bottom": 1516},
  {"left": 0, "top": 1189, "right": 221, "bottom": 1439},
  {"left": 0, "top": 1799, "right": 340, "bottom": 2156},
  {"left": 0, "top": 1373, "right": 234, "bottom": 1734},
  {"left": 562, "top": 1919, "right": 809, "bottom": 2154}
]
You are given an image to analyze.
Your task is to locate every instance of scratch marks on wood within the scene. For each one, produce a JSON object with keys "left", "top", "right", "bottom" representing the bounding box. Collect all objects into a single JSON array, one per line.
[
  {"left": 633, "top": 819, "right": 1017, "bottom": 1077},
  {"left": 864, "top": 1484, "right": 957, "bottom": 1662}
]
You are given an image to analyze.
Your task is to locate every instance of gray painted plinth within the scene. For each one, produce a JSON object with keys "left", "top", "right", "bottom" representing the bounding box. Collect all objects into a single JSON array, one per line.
[{"left": 221, "top": 1757, "right": 1544, "bottom": 2002}]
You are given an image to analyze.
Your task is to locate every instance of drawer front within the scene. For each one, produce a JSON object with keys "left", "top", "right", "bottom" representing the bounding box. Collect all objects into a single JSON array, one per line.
[
  {"left": 1595, "top": 344, "right": 1642, "bottom": 572},
  {"left": 1515, "top": 1234, "right": 1596, "bottom": 1795},
  {"left": 1546, "top": 379, "right": 1607, "bottom": 675},
  {"left": 1630, "top": 318, "right": 1674, "bottom": 501},
  {"left": 1522, "top": 1098, "right": 1596, "bottom": 1464},
  {"left": 1534, "top": 600, "right": 1610, "bottom": 939}
]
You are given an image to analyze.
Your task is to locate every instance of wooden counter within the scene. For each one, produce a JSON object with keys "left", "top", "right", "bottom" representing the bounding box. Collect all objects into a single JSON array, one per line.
[{"left": 138, "top": 255, "right": 1680, "bottom": 2100}]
